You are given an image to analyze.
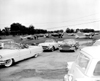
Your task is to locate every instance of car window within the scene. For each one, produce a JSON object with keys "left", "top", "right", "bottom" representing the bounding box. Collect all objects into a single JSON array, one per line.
[
  {"left": 63, "top": 39, "right": 76, "bottom": 45},
  {"left": 93, "top": 61, "right": 100, "bottom": 76},
  {"left": 76, "top": 53, "right": 90, "bottom": 71}
]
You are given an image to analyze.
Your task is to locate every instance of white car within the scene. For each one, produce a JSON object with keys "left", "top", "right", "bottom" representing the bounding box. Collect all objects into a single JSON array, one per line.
[
  {"left": 64, "top": 45, "right": 100, "bottom": 81},
  {"left": 0, "top": 40, "right": 43, "bottom": 67},
  {"left": 39, "top": 39, "right": 59, "bottom": 51},
  {"left": 93, "top": 39, "right": 100, "bottom": 46},
  {"left": 75, "top": 34, "right": 86, "bottom": 39},
  {"left": 20, "top": 35, "right": 34, "bottom": 40}
]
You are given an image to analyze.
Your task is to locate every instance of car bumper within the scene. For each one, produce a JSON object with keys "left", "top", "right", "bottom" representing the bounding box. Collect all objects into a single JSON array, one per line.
[
  {"left": 43, "top": 48, "right": 52, "bottom": 51},
  {"left": 59, "top": 48, "right": 75, "bottom": 51},
  {"left": 42, "top": 46, "right": 52, "bottom": 51},
  {"left": 64, "top": 74, "right": 73, "bottom": 81},
  {"left": 63, "top": 74, "right": 69, "bottom": 81},
  {"left": 0, "top": 60, "right": 5, "bottom": 65}
]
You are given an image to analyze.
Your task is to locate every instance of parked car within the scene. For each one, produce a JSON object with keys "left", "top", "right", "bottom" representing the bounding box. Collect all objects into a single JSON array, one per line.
[
  {"left": 83, "top": 33, "right": 94, "bottom": 38},
  {"left": 59, "top": 45, "right": 76, "bottom": 52},
  {"left": 51, "top": 33, "right": 63, "bottom": 38},
  {"left": 75, "top": 33, "right": 86, "bottom": 39},
  {"left": 93, "top": 39, "right": 100, "bottom": 46},
  {"left": 39, "top": 39, "right": 59, "bottom": 51},
  {"left": 59, "top": 39, "right": 79, "bottom": 52},
  {"left": 63, "top": 45, "right": 100, "bottom": 81},
  {"left": 0, "top": 40, "right": 43, "bottom": 67},
  {"left": 20, "top": 35, "right": 35, "bottom": 40},
  {"left": 67, "top": 33, "right": 75, "bottom": 36}
]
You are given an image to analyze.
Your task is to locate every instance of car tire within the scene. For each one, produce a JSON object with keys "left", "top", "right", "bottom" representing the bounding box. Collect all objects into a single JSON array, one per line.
[
  {"left": 59, "top": 50, "right": 62, "bottom": 52},
  {"left": 74, "top": 49, "right": 76, "bottom": 52},
  {"left": 34, "top": 54, "right": 38, "bottom": 58},
  {"left": 5, "top": 59, "right": 14, "bottom": 67},
  {"left": 90, "top": 36, "right": 92, "bottom": 38},
  {"left": 51, "top": 46, "right": 55, "bottom": 52}
]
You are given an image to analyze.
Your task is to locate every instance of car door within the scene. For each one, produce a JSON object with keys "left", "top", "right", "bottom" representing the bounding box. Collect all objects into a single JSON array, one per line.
[
  {"left": 2, "top": 43, "right": 20, "bottom": 62},
  {"left": 53, "top": 41, "right": 59, "bottom": 48},
  {"left": 19, "top": 45, "right": 31, "bottom": 60},
  {"left": 29, "top": 46, "right": 38, "bottom": 57}
]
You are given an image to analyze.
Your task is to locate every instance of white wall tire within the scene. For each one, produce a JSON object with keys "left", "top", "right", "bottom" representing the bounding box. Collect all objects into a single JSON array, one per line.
[
  {"left": 5, "top": 59, "right": 14, "bottom": 67},
  {"left": 51, "top": 46, "right": 55, "bottom": 52},
  {"left": 34, "top": 54, "right": 38, "bottom": 58}
]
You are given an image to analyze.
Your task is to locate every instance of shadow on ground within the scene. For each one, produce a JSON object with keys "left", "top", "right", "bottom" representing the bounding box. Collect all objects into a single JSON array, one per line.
[{"left": 10, "top": 68, "right": 67, "bottom": 79}]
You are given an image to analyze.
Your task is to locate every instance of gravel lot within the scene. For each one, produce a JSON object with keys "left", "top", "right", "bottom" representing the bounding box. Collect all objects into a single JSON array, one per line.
[
  {"left": 0, "top": 50, "right": 79, "bottom": 81},
  {"left": 0, "top": 34, "right": 96, "bottom": 81}
]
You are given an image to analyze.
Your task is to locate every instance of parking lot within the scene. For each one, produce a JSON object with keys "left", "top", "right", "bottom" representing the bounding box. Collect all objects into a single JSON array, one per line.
[
  {"left": 0, "top": 34, "right": 99, "bottom": 81},
  {"left": 0, "top": 49, "right": 79, "bottom": 81}
]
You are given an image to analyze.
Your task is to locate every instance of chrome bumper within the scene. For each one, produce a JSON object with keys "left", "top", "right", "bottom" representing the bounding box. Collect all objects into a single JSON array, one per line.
[{"left": 0, "top": 60, "right": 5, "bottom": 65}]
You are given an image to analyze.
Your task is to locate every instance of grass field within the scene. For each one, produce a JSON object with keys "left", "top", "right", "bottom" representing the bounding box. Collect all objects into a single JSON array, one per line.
[{"left": 0, "top": 33, "right": 100, "bottom": 45}]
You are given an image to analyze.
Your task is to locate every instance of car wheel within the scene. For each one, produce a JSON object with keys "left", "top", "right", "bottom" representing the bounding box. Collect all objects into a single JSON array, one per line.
[
  {"left": 90, "top": 36, "right": 92, "bottom": 38},
  {"left": 5, "top": 59, "right": 14, "bottom": 67},
  {"left": 34, "top": 54, "right": 38, "bottom": 58},
  {"left": 75, "top": 46, "right": 78, "bottom": 50},
  {"left": 59, "top": 50, "right": 62, "bottom": 52},
  {"left": 74, "top": 49, "right": 76, "bottom": 52},
  {"left": 51, "top": 46, "right": 55, "bottom": 52}
]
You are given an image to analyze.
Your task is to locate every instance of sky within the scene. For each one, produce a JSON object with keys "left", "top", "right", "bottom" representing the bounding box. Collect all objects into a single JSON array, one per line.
[{"left": 0, "top": 0, "right": 100, "bottom": 31}]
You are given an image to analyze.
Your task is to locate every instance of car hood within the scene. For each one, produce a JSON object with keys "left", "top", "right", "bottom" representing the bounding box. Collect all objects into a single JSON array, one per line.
[
  {"left": 0, "top": 49, "right": 18, "bottom": 56},
  {"left": 60, "top": 44, "right": 70, "bottom": 47},
  {"left": 39, "top": 43, "right": 53, "bottom": 46}
]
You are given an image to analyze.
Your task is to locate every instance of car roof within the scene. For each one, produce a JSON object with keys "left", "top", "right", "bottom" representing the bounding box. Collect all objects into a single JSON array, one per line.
[{"left": 81, "top": 45, "right": 100, "bottom": 58}]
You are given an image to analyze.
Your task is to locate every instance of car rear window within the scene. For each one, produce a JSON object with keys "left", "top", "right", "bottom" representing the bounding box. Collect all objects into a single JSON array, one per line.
[
  {"left": 94, "top": 61, "right": 100, "bottom": 76},
  {"left": 76, "top": 52, "right": 90, "bottom": 71}
]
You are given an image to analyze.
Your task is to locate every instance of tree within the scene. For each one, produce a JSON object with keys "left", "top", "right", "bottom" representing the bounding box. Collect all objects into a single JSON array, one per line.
[
  {"left": 2, "top": 27, "right": 10, "bottom": 35},
  {"left": 28, "top": 25, "right": 35, "bottom": 34},
  {"left": 10, "top": 23, "right": 28, "bottom": 35},
  {"left": 66, "top": 28, "right": 74, "bottom": 33}
]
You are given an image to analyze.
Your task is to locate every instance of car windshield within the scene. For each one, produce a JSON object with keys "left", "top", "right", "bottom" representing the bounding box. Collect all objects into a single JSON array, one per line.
[
  {"left": 63, "top": 39, "right": 76, "bottom": 45},
  {"left": 93, "top": 41, "right": 100, "bottom": 46},
  {"left": 45, "top": 39, "right": 55, "bottom": 42},
  {"left": 93, "top": 61, "right": 100, "bottom": 76},
  {"left": 0, "top": 43, "right": 21, "bottom": 49},
  {"left": 76, "top": 52, "right": 90, "bottom": 71}
]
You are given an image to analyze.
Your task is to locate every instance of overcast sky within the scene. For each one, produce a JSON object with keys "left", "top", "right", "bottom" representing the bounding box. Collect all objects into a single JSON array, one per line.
[{"left": 0, "top": 0, "right": 100, "bottom": 31}]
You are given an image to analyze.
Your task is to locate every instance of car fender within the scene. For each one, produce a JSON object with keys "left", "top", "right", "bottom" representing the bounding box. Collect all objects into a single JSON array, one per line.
[{"left": 0, "top": 50, "right": 20, "bottom": 62}]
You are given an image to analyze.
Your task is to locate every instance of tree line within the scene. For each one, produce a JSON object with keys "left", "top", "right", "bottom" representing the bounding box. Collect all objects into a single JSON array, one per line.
[
  {"left": 65, "top": 28, "right": 98, "bottom": 33},
  {"left": 0, "top": 23, "right": 99, "bottom": 36},
  {"left": 0, "top": 23, "right": 48, "bottom": 35}
]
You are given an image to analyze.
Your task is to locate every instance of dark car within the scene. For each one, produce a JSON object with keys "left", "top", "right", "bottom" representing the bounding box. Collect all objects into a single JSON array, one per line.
[
  {"left": 51, "top": 33, "right": 63, "bottom": 38},
  {"left": 59, "top": 39, "right": 79, "bottom": 52},
  {"left": 59, "top": 44, "right": 76, "bottom": 52}
]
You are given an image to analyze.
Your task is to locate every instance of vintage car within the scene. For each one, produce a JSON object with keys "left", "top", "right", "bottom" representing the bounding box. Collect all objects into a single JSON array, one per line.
[
  {"left": 51, "top": 33, "right": 63, "bottom": 38},
  {"left": 0, "top": 40, "right": 43, "bottom": 67},
  {"left": 59, "top": 39, "right": 79, "bottom": 52},
  {"left": 93, "top": 39, "right": 100, "bottom": 46},
  {"left": 20, "top": 35, "right": 35, "bottom": 40},
  {"left": 75, "top": 33, "right": 86, "bottom": 39},
  {"left": 63, "top": 45, "right": 100, "bottom": 81},
  {"left": 39, "top": 39, "right": 59, "bottom": 51},
  {"left": 67, "top": 33, "right": 75, "bottom": 36}
]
